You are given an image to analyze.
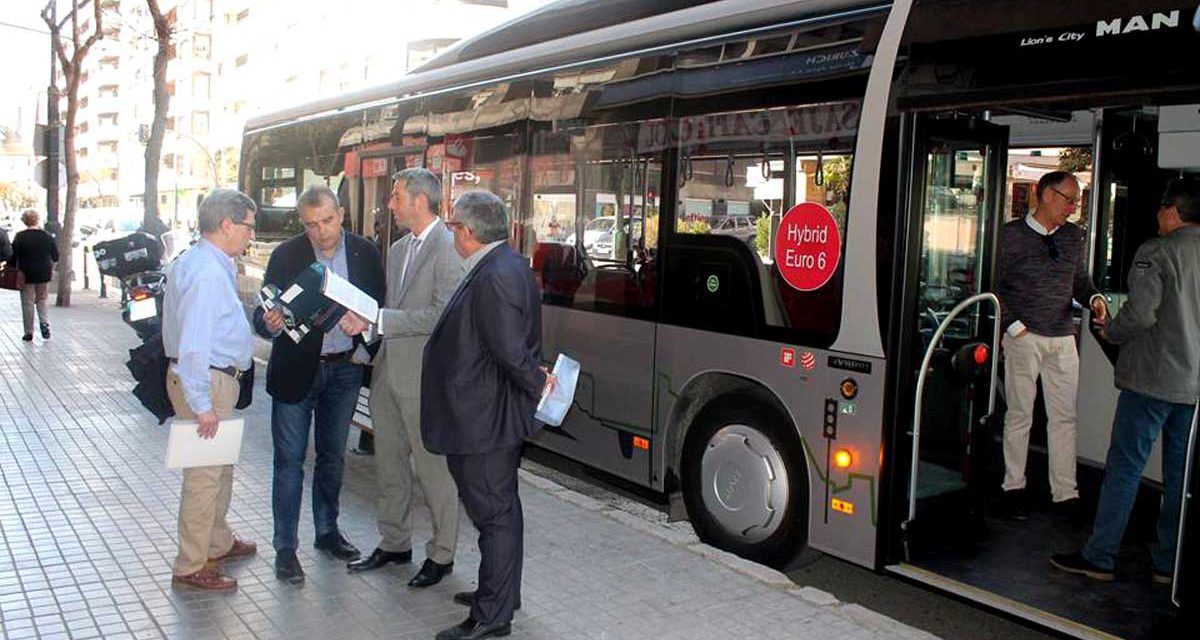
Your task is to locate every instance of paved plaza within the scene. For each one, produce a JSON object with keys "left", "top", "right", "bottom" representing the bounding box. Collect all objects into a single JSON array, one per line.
[{"left": 0, "top": 289, "right": 935, "bottom": 640}]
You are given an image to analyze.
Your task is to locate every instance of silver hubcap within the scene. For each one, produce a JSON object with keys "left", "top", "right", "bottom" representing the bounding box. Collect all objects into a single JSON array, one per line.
[{"left": 700, "top": 424, "right": 789, "bottom": 543}]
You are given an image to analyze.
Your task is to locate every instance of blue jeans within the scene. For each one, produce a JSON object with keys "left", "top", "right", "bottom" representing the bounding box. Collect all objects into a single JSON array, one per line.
[
  {"left": 271, "top": 360, "right": 363, "bottom": 552},
  {"left": 1082, "top": 390, "right": 1195, "bottom": 573}
]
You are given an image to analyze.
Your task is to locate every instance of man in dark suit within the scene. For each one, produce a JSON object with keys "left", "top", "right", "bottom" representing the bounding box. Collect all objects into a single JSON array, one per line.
[
  {"left": 253, "top": 186, "right": 385, "bottom": 584},
  {"left": 422, "top": 190, "right": 554, "bottom": 640}
]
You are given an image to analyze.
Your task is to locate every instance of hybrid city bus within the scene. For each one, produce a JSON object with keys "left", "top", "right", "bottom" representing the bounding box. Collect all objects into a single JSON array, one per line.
[{"left": 238, "top": 1, "right": 1200, "bottom": 637}]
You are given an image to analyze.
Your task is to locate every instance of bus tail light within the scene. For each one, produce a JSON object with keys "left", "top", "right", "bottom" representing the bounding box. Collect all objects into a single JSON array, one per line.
[{"left": 834, "top": 448, "right": 853, "bottom": 469}]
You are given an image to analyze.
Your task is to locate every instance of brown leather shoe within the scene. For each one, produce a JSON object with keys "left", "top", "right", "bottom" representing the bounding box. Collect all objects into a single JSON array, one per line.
[
  {"left": 172, "top": 565, "right": 237, "bottom": 591},
  {"left": 211, "top": 538, "right": 257, "bottom": 562}
]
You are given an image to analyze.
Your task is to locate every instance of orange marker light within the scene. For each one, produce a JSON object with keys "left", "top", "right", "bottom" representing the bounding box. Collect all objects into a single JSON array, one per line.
[
  {"left": 834, "top": 448, "right": 853, "bottom": 469},
  {"left": 633, "top": 436, "right": 650, "bottom": 451},
  {"left": 840, "top": 378, "right": 858, "bottom": 400}
]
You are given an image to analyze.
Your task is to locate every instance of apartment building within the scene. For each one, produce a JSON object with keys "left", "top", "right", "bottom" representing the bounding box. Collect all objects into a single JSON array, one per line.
[{"left": 70, "top": 0, "right": 542, "bottom": 226}]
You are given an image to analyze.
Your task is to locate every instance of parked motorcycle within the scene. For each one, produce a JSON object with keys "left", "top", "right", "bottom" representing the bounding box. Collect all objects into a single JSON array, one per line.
[{"left": 93, "top": 231, "right": 166, "bottom": 341}]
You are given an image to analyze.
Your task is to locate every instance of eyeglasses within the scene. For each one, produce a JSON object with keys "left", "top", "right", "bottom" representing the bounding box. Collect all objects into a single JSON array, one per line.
[
  {"left": 444, "top": 221, "right": 466, "bottom": 231},
  {"left": 1048, "top": 186, "right": 1082, "bottom": 206},
  {"left": 1042, "top": 233, "right": 1059, "bottom": 262},
  {"left": 231, "top": 220, "right": 255, "bottom": 231}
]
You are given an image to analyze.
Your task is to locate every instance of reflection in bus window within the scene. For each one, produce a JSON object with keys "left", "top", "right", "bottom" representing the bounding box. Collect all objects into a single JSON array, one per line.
[
  {"left": 530, "top": 121, "right": 662, "bottom": 316},
  {"left": 675, "top": 103, "right": 857, "bottom": 344}
]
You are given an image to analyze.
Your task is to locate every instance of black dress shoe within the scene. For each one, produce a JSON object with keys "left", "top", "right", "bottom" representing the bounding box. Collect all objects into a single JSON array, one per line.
[
  {"left": 408, "top": 558, "right": 453, "bottom": 588},
  {"left": 347, "top": 547, "right": 412, "bottom": 572},
  {"left": 40, "top": 323, "right": 50, "bottom": 339},
  {"left": 275, "top": 549, "right": 305, "bottom": 585},
  {"left": 314, "top": 532, "right": 361, "bottom": 561},
  {"left": 452, "top": 591, "right": 521, "bottom": 611},
  {"left": 435, "top": 617, "right": 511, "bottom": 640},
  {"left": 998, "top": 488, "right": 1029, "bottom": 521}
]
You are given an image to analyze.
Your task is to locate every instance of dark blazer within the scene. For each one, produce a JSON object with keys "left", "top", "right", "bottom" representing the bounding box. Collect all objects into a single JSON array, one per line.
[
  {"left": 253, "top": 232, "right": 386, "bottom": 404},
  {"left": 12, "top": 228, "right": 59, "bottom": 284},
  {"left": 421, "top": 243, "right": 546, "bottom": 455}
]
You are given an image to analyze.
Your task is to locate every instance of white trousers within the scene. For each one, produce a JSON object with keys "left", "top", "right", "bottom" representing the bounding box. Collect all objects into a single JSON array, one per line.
[{"left": 1001, "top": 331, "right": 1080, "bottom": 503}]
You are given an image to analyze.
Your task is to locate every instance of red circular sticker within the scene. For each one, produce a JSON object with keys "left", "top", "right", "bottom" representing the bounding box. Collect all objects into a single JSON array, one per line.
[{"left": 774, "top": 202, "right": 842, "bottom": 292}]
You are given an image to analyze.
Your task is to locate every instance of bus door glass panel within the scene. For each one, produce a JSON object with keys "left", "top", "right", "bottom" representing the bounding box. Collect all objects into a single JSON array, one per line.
[
  {"left": 672, "top": 102, "right": 858, "bottom": 346},
  {"left": 907, "top": 118, "right": 1006, "bottom": 508},
  {"left": 1085, "top": 107, "right": 1189, "bottom": 482}
]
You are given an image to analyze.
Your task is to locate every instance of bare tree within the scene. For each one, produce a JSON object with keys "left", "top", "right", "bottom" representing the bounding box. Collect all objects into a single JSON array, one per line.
[
  {"left": 142, "top": 0, "right": 172, "bottom": 233},
  {"left": 42, "top": 0, "right": 104, "bottom": 307}
]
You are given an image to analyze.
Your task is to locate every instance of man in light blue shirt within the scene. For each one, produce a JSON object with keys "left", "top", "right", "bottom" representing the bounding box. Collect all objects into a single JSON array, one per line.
[{"left": 162, "top": 189, "right": 257, "bottom": 591}]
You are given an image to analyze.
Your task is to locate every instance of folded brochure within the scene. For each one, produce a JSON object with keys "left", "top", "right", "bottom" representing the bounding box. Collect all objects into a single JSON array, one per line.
[
  {"left": 259, "top": 262, "right": 377, "bottom": 344},
  {"left": 535, "top": 353, "right": 580, "bottom": 427}
]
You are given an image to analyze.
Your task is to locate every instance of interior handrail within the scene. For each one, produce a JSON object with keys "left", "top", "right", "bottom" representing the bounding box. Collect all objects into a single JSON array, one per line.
[{"left": 902, "top": 293, "right": 1002, "bottom": 549}]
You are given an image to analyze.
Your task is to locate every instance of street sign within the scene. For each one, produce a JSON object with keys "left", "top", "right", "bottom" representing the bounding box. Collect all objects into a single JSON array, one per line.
[
  {"left": 33, "top": 124, "right": 64, "bottom": 157},
  {"left": 34, "top": 159, "right": 66, "bottom": 190}
]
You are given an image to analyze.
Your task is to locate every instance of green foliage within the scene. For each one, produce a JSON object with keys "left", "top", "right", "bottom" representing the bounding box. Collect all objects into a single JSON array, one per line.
[
  {"left": 0, "top": 183, "right": 35, "bottom": 211},
  {"left": 755, "top": 213, "right": 771, "bottom": 255},
  {"left": 1058, "top": 147, "right": 1093, "bottom": 173},
  {"left": 678, "top": 219, "right": 711, "bottom": 234}
]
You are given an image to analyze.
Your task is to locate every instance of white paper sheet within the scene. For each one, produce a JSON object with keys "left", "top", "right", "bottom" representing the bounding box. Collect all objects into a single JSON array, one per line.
[
  {"left": 322, "top": 268, "right": 379, "bottom": 323},
  {"left": 166, "top": 418, "right": 246, "bottom": 469},
  {"left": 535, "top": 354, "right": 580, "bottom": 427}
]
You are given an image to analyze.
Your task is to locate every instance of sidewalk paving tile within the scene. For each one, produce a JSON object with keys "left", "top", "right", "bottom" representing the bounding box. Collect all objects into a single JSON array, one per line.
[{"left": 0, "top": 290, "right": 929, "bottom": 640}]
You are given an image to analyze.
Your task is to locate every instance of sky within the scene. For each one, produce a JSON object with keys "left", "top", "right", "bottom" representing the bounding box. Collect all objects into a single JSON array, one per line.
[{"left": 0, "top": 0, "right": 54, "bottom": 139}]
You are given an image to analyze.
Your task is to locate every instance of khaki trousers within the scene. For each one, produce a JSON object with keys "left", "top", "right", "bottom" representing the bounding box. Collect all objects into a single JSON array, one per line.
[
  {"left": 20, "top": 282, "right": 49, "bottom": 335},
  {"left": 369, "top": 375, "right": 459, "bottom": 564},
  {"left": 167, "top": 369, "right": 239, "bottom": 575},
  {"left": 1001, "top": 331, "right": 1081, "bottom": 503}
]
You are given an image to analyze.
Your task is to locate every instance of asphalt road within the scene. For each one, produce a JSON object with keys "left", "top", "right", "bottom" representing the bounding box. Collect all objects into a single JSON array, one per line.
[{"left": 520, "top": 445, "right": 1057, "bottom": 640}]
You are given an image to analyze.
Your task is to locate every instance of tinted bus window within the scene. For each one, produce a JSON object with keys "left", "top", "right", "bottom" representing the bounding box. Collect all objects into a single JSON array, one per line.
[
  {"left": 528, "top": 55, "right": 673, "bottom": 317},
  {"left": 674, "top": 102, "right": 859, "bottom": 344}
]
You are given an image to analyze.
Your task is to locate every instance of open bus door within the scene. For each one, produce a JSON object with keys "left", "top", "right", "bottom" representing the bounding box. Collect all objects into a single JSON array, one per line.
[
  {"left": 893, "top": 115, "right": 1008, "bottom": 553},
  {"left": 1174, "top": 405, "right": 1199, "bottom": 627}
]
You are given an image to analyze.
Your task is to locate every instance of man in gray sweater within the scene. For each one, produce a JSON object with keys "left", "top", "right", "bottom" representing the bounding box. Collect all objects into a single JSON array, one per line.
[
  {"left": 995, "top": 171, "right": 1107, "bottom": 520},
  {"left": 1052, "top": 178, "right": 1200, "bottom": 583}
]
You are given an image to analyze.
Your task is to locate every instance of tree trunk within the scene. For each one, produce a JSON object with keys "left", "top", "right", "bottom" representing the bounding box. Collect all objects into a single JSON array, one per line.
[
  {"left": 57, "top": 74, "right": 81, "bottom": 307},
  {"left": 143, "top": 0, "right": 171, "bottom": 231},
  {"left": 43, "top": 0, "right": 103, "bottom": 308}
]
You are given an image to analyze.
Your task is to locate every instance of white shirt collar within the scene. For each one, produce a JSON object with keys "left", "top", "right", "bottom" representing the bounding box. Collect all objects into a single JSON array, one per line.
[{"left": 1025, "top": 211, "right": 1057, "bottom": 236}]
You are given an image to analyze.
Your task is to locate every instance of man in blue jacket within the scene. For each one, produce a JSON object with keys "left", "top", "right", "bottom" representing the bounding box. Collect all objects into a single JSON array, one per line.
[
  {"left": 421, "top": 190, "right": 554, "bottom": 640},
  {"left": 254, "top": 186, "right": 385, "bottom": 584}
]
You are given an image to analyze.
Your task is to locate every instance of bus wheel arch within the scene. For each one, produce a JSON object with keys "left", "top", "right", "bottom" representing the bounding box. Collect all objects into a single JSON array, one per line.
[{"left": 667, "top": 373, "right": 811, "bottom": 567}]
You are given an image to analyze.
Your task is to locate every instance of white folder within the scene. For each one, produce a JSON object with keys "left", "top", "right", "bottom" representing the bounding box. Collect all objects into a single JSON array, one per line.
[{"left": 165, "top": 418, "right": 246, "bottom": 469}]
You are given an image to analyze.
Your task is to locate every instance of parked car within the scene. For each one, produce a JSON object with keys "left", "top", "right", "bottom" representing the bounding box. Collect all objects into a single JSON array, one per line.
[{"left": 709, "top": 214, "right": 757, "bottom": 245}]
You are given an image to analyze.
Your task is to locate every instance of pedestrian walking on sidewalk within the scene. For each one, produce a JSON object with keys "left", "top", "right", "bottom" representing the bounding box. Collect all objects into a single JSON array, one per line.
[
  {"left": 339, "top": 168, "right": 465, "bottom": 588},
  {"left": 162, "top": 189, "right": 259, "bottom": 591},
  {"left": 420, "top": 190, "right": 555, "bottom": 640},
  {"left": 253, "top": 186, "right": 385, "bottom": 584},
  {"left": 10, "top": 209, "right": 59, "bottom": 341}
]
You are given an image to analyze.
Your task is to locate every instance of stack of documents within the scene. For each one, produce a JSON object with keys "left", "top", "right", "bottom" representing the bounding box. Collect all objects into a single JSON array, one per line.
[
  {"left": 166, "top": 418, "right": 246, "bottom": 468},
  {"left": 535, "top": 354, "right": 580, "bottom": 427},
  {"left": 259, "top": 262, "right": 379, "bottom": 344}
]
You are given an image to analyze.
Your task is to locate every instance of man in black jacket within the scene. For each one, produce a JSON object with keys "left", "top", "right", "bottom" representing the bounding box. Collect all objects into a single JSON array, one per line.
[
  {"left": 422, "top": 190, "right": 554, "bottom": 640},
  {"left": 252, "top": 186, "right": 385, "bottom": 584}
]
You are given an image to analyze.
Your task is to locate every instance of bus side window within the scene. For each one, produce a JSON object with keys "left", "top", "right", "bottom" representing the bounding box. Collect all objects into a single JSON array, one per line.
[{"left": 530, "top": 122, "right": 661, "bottom": 316}]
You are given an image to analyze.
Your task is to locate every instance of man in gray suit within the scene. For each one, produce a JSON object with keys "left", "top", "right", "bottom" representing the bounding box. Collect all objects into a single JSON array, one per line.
[{"left": 340, "top": 168, "right": 464, "bottom": 587}]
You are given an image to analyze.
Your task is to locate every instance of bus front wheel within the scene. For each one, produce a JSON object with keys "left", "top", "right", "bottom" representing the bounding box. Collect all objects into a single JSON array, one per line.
[{"left": 681, "top": 395, "right": 808, "bottom": 567}]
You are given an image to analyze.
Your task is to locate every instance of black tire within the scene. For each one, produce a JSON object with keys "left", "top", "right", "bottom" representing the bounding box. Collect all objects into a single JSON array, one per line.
[{"left": 681, "top": 393, "right": 808, "bottom": 567}]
